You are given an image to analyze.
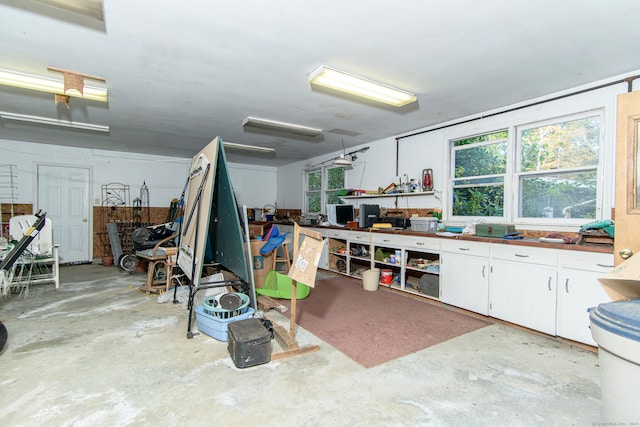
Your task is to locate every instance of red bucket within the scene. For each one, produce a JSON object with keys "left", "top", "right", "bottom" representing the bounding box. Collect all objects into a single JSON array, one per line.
[{"left": 380, "top": 269, "right": 393, "bottom": 284}]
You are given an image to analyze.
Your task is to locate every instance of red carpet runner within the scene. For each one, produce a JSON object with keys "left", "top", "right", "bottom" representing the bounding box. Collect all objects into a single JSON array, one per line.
[{"left": 280, "top": 276, "right": 489, "bottom": 368}]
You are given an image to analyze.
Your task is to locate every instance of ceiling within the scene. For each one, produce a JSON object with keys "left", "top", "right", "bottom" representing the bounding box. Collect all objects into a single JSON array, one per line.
[{"left": 2, "top": 0, "right": 640, "bottom": 167}]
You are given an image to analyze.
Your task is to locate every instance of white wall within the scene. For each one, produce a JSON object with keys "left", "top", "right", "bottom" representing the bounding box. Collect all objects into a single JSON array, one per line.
[
  {"left": 278, "top": 74, "right": 630, "bottom": 225},
  {"left": 0, "top": 140, "right": 277, "bottom": 210}
]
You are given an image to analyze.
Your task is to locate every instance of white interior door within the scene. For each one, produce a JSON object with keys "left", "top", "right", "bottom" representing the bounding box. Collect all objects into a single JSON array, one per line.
[{"left": 37, "top": 164, "right": 91, "bottom": 264}]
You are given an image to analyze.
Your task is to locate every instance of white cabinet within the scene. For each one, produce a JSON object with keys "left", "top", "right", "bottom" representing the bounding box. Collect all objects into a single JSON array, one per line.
[
  {"left": 490, "top": 245, "right": 558, "bottom": 335},
  {"left": 557, "top": 252, "right": 614, "bottom": 345},
  {"left": 440, "top": 240, "right": 490, "bottom": 315}
]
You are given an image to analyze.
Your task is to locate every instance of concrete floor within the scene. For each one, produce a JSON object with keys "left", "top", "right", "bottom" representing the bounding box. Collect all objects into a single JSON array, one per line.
[{"left": 0, "top": 263, "right": 604, "bottom": 426}]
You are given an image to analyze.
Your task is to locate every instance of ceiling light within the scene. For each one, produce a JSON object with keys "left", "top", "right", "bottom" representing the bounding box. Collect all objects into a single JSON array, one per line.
[
  {"left": 0, "top": 67, "right": 108, "bottom": 102},
  {"left": 242, "top": 116, "right": 323, "bottom": 137},
  {"left": 309, "top": 65, "right": 417, "bottom": 107},
  {"left": 0, "top": 112, "right": 110, "bottom": 132},
  {"left": 222, "top": 141, "right": 275, "bottom": 154}
]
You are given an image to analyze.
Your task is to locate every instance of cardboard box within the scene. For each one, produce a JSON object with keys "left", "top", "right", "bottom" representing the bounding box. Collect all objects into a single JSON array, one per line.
[{"left": 598, "top": 254, "right": 640, "bottom": 300}]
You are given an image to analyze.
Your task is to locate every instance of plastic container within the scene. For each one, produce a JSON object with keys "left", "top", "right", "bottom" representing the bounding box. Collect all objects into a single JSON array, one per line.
[
  {"left": 256, "top": 270, "right": 311, "bottom": 299},
  {"left": 380, "top": 269, "right": 393, "bottom": 284},
  {"left": 362, "top": 268, "right": 380, "bottom": 291},
  {"left": 589, "top": 299, "right": 640, "bottom": 421},
  {"left": 410, "top": 217, "right": 438, "bottom": 233},
  {"left": 195, "top": 306, "right": 255, "bottom": 342}
]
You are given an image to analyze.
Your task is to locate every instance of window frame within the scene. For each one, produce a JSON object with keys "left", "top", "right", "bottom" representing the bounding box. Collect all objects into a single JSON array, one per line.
[{"left": 513, "top": 110, "right": 604, "bottom": 227}]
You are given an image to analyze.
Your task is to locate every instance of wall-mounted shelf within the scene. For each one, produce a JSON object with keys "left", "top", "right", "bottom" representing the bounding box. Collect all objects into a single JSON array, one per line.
[{"left": 341, "top": 191, "right": 434, "bottom": 200}]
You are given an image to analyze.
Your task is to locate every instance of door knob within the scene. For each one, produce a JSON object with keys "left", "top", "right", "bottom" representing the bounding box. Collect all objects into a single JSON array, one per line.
[{"left": 619, "top": 248, "right": 633, "bottom": 259}]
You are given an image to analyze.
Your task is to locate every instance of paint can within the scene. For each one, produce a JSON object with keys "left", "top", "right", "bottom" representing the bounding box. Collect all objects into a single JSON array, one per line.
[{"left": 381, "top": 269, "right": 393, "bottom": 284}]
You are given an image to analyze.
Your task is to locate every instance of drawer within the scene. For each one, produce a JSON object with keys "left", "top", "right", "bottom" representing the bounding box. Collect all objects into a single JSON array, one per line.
[
  {"left": 491, "top": 244, "right": 558, "bottom": 266},
  {"left": 441, "top": 239, "right": 489, "bottom": 257},
  {"left": 559, "top": 251, "right": 614, "bottom": 273},
  {"left": 326, "top": 229, "right": 348, "bottom": 239},
  {"left": 347, "top": 231, "right": 370, "bottom": 243},
  {"left": 371, "top": 233, "right": 404, "bottom": 247},
  {"left": 402, "top": 235, "right": 440, "bottom": 252}
]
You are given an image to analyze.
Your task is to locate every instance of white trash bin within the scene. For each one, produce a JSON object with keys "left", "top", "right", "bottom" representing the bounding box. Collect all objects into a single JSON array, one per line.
[
  {"left": 361, "top": 268, "right": 380, "bottom": 291},
  {"left": 589, "top": 299, "right": 640, "bottom": 422}
]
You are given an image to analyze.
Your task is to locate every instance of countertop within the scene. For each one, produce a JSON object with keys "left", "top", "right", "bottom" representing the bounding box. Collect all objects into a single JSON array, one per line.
[{"left": 254, "top": 221, "right": 613, "bottom": 254}]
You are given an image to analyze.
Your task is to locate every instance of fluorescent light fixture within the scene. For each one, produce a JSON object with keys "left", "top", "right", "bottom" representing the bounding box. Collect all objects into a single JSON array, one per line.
[
  {"left": 222, "top": 141, "right": 275, "bottom": 154},
  {"left": 309, "top": 65, "right": 417, "bottom": 107},
  {"left": 0, "top": 67, "right": 108, "bottom": 102},
  {"left": 0, "top": 112, "right": 110, "bottom": 132},
  {"left": 242, "top": 116, "right": 323, "bottom": 137}
]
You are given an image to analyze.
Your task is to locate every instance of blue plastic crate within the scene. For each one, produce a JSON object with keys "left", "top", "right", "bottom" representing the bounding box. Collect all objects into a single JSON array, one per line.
[{"left": 195, "top": 305, "right": 255, "bottom": 342}]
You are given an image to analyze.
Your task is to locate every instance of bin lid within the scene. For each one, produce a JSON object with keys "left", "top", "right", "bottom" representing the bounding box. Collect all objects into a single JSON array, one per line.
[{"left": 589, "top": 299, "right": 640, "bottom": 342}]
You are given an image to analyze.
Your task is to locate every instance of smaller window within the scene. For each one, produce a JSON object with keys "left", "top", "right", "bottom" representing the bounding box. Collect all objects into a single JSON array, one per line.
[
  {"left": 451, "top": 131, "right": 508, "bottom": 218},
  {"left": 305, "top": 169, "right": 322, "bottom": 213}
]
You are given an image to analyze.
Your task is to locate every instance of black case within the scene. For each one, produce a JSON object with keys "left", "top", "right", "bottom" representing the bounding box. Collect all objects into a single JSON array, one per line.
[{"left": 227, "top": 318, "right": 272, "bottom": 368}]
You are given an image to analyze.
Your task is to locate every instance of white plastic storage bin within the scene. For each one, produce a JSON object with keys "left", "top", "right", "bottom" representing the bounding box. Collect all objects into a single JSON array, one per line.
[{"left": 410, "top": 217, "right": 438, "bottom": 233}]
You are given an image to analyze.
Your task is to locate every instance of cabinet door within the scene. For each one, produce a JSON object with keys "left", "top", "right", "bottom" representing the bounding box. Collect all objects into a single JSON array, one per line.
[
  {"left": 441, "top": 252, "right": 489, "bottom": 315},
  {"left": 490, "top": 260, "right": 557, "bottom": 335},
  {"left": 557, "top": 268, "right": 612, "bottom": 345}
]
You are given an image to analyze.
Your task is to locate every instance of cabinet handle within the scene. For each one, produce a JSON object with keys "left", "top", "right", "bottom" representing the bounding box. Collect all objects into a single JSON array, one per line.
[
  {"left": 596, "top": 263, "right": 614, "bottom": 268},
  {"left": 482, "top": 265, "right": 486, "bottom": 278},
  {"left": 459, "top": 247, "right": 470, "bottom": 251},
  {"left": 548, "top": 277, "right": 552, "bottom": 291},
  {"left": 515, "top": 253, "right": 529, "bottom": 258},
  {"left": 383, "top": 239, "right": 390, "bottom": 242},
  {"left": 416, "top": 242, "right": 425, "bottom": 246},
  {"left": 565, "top": 278, "right": 569, "bottom": 293}
]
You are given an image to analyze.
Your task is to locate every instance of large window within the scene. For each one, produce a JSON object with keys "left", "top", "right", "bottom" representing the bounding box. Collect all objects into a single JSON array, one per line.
[
  {"left": 305, "top": 166, "right": 346, "bottom": 213},
  {"left": 517, "top": 113, "right": 601, "bottom": 220},
  {"left": 450, "top": 111, "right": 602, "bottom": 224}
]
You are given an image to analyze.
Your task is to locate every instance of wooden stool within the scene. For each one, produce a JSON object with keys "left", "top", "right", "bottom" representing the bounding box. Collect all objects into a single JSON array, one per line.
[{"left": 275, "top": 243, "right": 291, "bottom": 274}]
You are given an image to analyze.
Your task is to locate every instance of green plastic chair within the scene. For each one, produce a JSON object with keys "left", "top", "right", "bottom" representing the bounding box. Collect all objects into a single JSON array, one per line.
[{"left": 255, "top": 270, "right": 311, "bottom": 300}]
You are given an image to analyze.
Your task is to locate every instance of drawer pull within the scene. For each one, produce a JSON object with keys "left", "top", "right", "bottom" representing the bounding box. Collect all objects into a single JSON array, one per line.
[
  {"left": 596, "top": 263, "right": 614, "bottom": 268},
  {"left": 565, "top": 278, "right": 569, "bottom": 293},
  {"left": 459, "top": 247, "right": 470, "bottom": 251},
  {"left": 383, "top": 239, "right": 390, "bottom": 242},
  {"left": 515, "top": 253, "right": 529, "bottom": 258},
  {"left": 416, "top": 242, "right": 425, "bottom": 246}
]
